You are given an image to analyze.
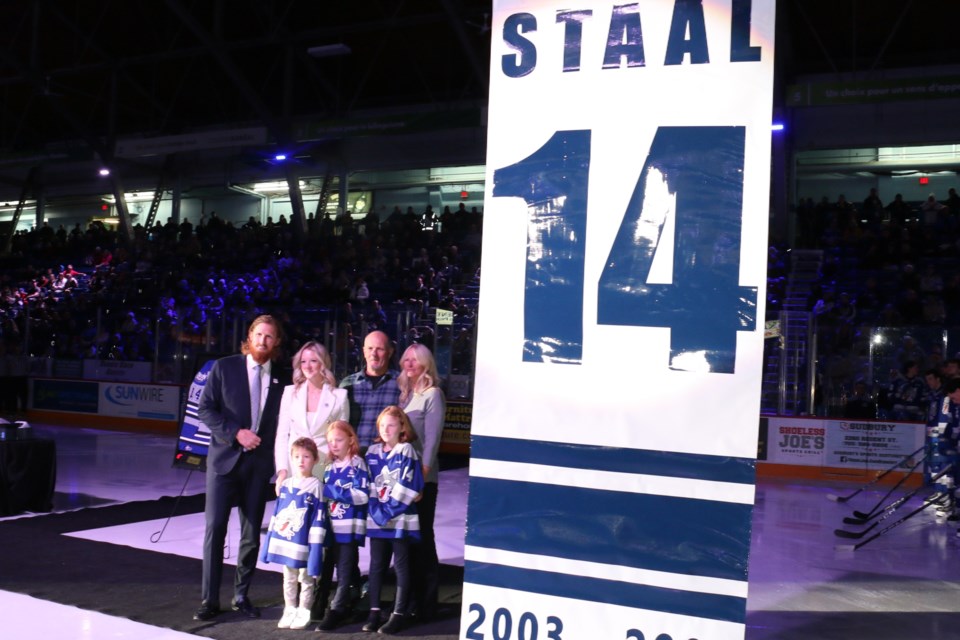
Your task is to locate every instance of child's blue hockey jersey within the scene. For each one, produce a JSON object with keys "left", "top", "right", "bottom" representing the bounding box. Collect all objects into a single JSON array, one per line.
[
  {"left": 322, "top": 455, "right": 370, "bottom": 544},
  {"left": 365, "top": 441, "right": 424, "bottom": 540},
  {"left": 261, "top": 477, "right": 326, "bottom": 575}
]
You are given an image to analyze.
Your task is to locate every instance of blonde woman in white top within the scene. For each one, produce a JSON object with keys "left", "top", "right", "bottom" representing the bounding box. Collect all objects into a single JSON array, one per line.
[
  {"left": 398, "top": 342, "right": 446, "bottom": 621},
  {"left": 274, "top": 341, "right": 348, "bottom": 492}
]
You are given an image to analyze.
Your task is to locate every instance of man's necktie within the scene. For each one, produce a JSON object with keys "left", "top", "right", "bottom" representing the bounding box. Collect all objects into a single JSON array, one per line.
[{"left": 251, "top": 364, "right": 262, "bottom": 433}]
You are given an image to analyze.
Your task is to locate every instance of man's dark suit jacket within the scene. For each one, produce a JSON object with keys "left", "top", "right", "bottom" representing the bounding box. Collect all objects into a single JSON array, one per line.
[
  {"left": 199, "top": 353, "right": 287, "bottom": 476},
  {"left": 196, "top": 352, "right": 290, "bottom": 605}
]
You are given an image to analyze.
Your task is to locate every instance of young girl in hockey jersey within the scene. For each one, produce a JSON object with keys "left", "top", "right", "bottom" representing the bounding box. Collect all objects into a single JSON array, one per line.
[
  {"left": 261, "top": 437, "right": 327, "bottom": 629},
  {"left": 316, "top": 420, "right": 370, "bottom": 632},
  {"left": 361, "top": 406, "right": 424, "bottom": 635}
]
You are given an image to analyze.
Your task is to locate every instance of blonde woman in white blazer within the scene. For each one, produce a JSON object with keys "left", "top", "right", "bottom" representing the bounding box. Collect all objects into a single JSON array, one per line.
[{"left": 274, "top": 341, "right": 348, "bottom": 493}]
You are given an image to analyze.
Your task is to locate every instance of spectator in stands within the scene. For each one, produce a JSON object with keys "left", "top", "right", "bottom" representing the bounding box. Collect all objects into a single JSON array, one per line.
[
  {"left": 0, "top": 198, "right": 483, "bottom": 390},
  {"left": 920, "top": 194, "right": 947, "bottom": 227},
  {"left": 942, "top": 358, "right": 960, "bottom": 380},
  {"left": 885, "top": 193, "right": 913, "bottom": 226},
  {"left": 368, "top": 299, "right": 388, "bottom": 329},
  {"left": 946, "top": 187, "right": 960, "bottom": 223},
  {"left": 834, "top": 194, "right": 856, "bottom": 229},
  {"left": 335, "top": 208, "right": 354, "bottom": 236},
  {"left": 421, "top": 205, "right": 437, "bottom": 230},
  {"left": 349, "top": 277, "right": 370, "bottom": 306},
  {"left": 361, "top": 209, "right": 379, "bottom": 236},
  {"left": 895, "top": 334, "right": 926, "bottom": 369},
  {"left": 924, "top": 368, "right": 946, "bottom": 423},
  {"left": 438, "top": 206, "right": 454, "bottom": 234},
  {"left": 862, "top": 188, "right": 883, "bottom": 226},
  {"left": 892, "top": 360, "right": 927, "bottom": 421},
  {"left": 411, "top": 248, "right": 431, "bottom": 274}
]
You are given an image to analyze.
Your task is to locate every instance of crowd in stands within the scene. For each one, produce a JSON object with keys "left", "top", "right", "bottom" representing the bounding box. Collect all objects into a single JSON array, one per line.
[
  {"left": 0, "top": 202, "right": 483, "bottom": 402},
  {"left": 14, "top": 183, "right": 960, "bottom": 421},
  {"left": 771, "top": 187, "right": 960, "bottom": 417}
]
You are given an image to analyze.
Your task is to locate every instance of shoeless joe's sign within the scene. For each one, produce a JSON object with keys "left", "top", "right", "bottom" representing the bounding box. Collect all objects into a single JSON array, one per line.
[{"left": 765, "top": 416, "right": 923, "bottom": 467}]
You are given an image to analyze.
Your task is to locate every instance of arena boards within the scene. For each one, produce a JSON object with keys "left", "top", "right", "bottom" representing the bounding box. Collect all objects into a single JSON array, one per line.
[{"left": 464, "top": 2, "right": 775, "bottom": 639}]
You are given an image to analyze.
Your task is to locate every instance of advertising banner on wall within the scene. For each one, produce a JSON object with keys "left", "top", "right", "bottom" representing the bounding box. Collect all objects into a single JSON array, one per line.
[
  {"left": 441, "top": 401, "right": 473, "bottom": 453},
  {"left": 763, "top": 417, "right": 827, "bottom": 464},
  {"left": 32, "top": 379, "right": 100, "bottom": 413},
  {"left": 31, "top": 378, "right": 182, "bottom": 422},
  {"left": 98, "top": 382, "right": 182, "bottom": 421},
  {"left": 763, "top": 416, "right": 924, "bottom": 470},
  {"left": 825, "top": 419, "right": 923, "bottom": 468},
  {"left": 463, "top": 2, "right": 776, "bottom": 639}
]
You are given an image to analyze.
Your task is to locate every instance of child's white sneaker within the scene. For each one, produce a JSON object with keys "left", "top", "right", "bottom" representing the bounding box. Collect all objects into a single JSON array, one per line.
[
  {"left": 277, "top": 606, "right": 297, "bottom": 628},
  {"left": 290, "top": 607, "right": 312, "bottom": 629}
]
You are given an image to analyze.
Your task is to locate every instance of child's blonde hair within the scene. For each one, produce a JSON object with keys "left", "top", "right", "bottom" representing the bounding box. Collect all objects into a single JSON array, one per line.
[
  {"left": 326, "top": 420, "right": 360, "bottom": 460},
  {"left": 374, "top": 405, "right": 418, "bottom": 444}
]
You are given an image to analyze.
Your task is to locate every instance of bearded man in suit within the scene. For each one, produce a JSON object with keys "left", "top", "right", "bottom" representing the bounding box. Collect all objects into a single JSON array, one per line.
[{"left": 194, "top": 314, "right": 291, "bottom": 621}]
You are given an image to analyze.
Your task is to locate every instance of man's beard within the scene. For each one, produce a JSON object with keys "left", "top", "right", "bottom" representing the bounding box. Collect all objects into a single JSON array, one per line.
[{"left": 251, "top": 345, "right": 279, "bottom": 364}]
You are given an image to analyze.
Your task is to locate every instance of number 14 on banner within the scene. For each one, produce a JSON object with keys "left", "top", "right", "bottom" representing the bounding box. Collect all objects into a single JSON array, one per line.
[{"left": 493, "top": 126, "right": 757, "bottom": 374}]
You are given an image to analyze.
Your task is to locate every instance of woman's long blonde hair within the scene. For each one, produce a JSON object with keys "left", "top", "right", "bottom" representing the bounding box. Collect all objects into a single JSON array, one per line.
[
  {"left": 398, "top": 342, "right": 440, "bottom": 405},
  {"left": 291, "top": 341, "right": 337, "bottom": 391}
]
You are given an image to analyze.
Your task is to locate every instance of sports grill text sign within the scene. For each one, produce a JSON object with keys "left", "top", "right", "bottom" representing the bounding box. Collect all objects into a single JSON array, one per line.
[{"left": 463, "top": 2, "right": 774, "bottom": 639}]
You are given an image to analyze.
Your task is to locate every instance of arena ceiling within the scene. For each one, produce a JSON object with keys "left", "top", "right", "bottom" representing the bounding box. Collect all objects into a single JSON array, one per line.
[{"left": 1, "top": 0, "right": 959, "bottom": 203}]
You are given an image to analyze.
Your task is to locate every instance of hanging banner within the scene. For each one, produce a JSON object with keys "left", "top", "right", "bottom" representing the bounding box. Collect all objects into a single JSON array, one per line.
[
  {"left": 171, "top": 357, "right": 219, "bottom": 470},
  {"left": 464, "top": 1, "right": 775, "bottom": 639}
]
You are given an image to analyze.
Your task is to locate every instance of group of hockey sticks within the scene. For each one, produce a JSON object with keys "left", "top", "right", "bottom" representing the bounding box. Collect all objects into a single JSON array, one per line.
[
  {"left": 833, "top": 465, "right": 953, "bottom": 551},
  {"left": 827, "top": 445, "right": 952, "bottom": 551},
  {"left": 826, "top": 444, "right": 924, "bottom": 503},
  {"left": 846, "top": 453, "right": 928, "bottom": 521}
]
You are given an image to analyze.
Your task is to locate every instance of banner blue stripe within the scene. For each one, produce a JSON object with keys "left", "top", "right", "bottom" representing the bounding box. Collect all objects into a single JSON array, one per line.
[
  {"left": 465, "top": 477, "right": 751, "bottom": 582},
  {"left": 464, "top": 560, "right": 746, "bottom": 624},
  {"left": 470, "top": 435, "right": 755, "bottom": 485}
]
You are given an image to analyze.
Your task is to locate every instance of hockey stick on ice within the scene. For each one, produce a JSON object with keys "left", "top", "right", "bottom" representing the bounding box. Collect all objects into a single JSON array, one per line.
[
  {"left": 826, "top": 444, "right": 925, "bottom": 502},
  {"left": 835, "top": 489, "right": 949, "bottom": 538},
  {"left": 835, "top": 487, "right": 950, "bottom": 551},
  {"left": 850, "top": 453, "right": 929, "bottom": 520},
  {"left": 841, "top": 455, "right": 940, "bottom": 525},
  {"left": 843, "top": 484, "right": 944, "bottom": 526}
]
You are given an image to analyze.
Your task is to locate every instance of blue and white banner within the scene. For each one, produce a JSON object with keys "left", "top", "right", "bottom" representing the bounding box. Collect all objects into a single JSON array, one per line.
[
  {"left": 464, "top": 1, "right": 775, "bottom": 639},
  {"left": 175, "top": 358, "right": 218, "bottom": 458}
]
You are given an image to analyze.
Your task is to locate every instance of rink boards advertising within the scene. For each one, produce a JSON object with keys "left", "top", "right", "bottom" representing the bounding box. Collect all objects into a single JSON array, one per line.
[{"left": 464, "top": 2, "right": 775, "bottom": 639}]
